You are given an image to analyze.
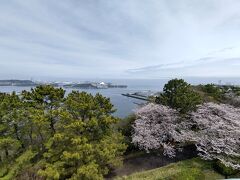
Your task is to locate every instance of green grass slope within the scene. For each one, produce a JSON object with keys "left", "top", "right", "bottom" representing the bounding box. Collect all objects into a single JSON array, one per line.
[{"left": 116, "top": 158, "right": 224, "bottom": 180}]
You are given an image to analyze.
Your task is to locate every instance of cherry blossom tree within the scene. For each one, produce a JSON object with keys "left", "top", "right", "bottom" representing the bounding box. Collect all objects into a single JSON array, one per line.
[
  {"left": 190, "top": 102, "right": 240, "bottom": 170},
  {"left": 132, "top": 102, "right": 240, "bottom": 169},
  {"left": 132, "top": 103, "right": 184, "bottom": 158}
]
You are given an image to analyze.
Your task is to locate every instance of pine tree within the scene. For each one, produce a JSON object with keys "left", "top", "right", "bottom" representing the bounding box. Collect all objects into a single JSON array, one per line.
[
  {"left": 39, "top": 91, "right": 126, "bottom": 179},
  {"left": 156, "top": 79, "right": 202, "bottom": 114},
  {"left": 22, "top": 85, "right": 65, "bottom": 135}
]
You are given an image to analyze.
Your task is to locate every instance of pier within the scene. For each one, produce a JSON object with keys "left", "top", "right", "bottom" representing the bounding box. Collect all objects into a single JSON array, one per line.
[{"left": 121, "top": 93, "right": 150, "bottom": 101}]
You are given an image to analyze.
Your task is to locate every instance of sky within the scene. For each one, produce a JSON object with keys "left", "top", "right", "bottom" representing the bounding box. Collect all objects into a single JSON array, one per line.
[{"left": 1, "top": 0, "right": 240, "bottom": 80}]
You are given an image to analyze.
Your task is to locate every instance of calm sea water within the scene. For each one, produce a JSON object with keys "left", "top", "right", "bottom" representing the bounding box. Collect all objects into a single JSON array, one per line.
[{"left": 1, "top": 77, "right": 240, "bottom": 118}]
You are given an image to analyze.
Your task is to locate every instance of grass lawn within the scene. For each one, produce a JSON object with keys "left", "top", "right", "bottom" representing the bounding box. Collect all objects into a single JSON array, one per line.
[{"left": 116, "top": 158, "right": 226, "bottom": 180}]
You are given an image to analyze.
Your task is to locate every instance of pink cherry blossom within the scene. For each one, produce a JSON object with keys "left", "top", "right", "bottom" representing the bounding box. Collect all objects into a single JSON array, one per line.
[{"left": 132, "top": 102, "right": 240, "bottom": 169}]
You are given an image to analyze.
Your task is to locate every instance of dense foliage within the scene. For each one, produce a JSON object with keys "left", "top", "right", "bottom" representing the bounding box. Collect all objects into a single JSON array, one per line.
[
  {"left": 117, "top": 114, "right": 137, "bottom": 153},
  {"left": 132, "top": 102, "right": 240, "bottom": 170},
  {"left": 214, "top": 160, "right": 239, "bottom": 178},
  {"left": 0, "top": 86, "right": 126, "bottom": 179},
  {"left": 156, "top": 79, "right": 202, "bottom": 114}
]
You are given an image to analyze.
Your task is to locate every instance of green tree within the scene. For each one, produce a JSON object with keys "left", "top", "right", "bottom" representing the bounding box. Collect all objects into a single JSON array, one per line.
[
  {"left": 156, "top": 79, "right": 202, "bottom": 114},
  {"left": 0, "top": 91, "right": 49, "bottom": 153},
  {"left": 22, "top": 85, "right": 65, "bottom": 135},
  {"left": 0, "top": 87, "right": 126, "bottom": 179},
  {"left": 0, "top": 92, "right": 26, "bottom": 162},
  {"left": 0, "top": 137, "right": 20, "bottom": 159},
  {"left": 38, "top": 91, "right": 126, "bottom": 179}
]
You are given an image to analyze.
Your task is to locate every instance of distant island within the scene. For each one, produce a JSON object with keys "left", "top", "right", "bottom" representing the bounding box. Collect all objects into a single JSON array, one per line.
[{"left": 0, "top": 80, "right": 127, "bottom": 89}]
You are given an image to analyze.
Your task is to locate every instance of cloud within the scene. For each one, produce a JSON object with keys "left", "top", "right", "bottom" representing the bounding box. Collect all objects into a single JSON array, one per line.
[
  {"left": 0, "top": 0, "right": 240, "bottom": 79},
  {"left": 127, "top": 47, "right": 240, "bottom": 77},
  {"left": 127, "top": 61, "right": 186, "bottom": 73}
]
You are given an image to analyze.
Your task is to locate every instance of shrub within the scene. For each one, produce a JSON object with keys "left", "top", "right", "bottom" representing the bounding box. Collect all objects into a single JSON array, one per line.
[
  {"left": 214, "top": 160, "right": 239, "bottom": 178},
  {"left": 117, "top": 114, "right": 138, "bottom": 153}
]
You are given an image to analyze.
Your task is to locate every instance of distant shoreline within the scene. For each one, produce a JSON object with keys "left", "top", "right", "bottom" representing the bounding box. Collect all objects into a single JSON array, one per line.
[{"left": 0, "top": 79, "right": 128, "bottom": 89}]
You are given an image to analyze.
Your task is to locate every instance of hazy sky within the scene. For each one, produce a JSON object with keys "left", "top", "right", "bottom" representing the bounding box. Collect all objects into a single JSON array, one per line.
[{"left": 1, "top": 0, "right": 240, "bottom": 80}]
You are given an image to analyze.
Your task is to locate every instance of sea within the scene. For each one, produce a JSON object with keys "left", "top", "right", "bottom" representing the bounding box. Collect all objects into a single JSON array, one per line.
[{"left": 1, "top": 77, "right": 240, "bottom": 118}]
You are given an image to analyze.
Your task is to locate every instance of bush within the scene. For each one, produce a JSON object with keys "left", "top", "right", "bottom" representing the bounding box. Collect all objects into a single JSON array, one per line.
[
  {"left": 214, "top": 160, "right": 239, "bottom": 178},
  {"left": 117, "top": 114, "right": 137, "bottom": 153}
]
